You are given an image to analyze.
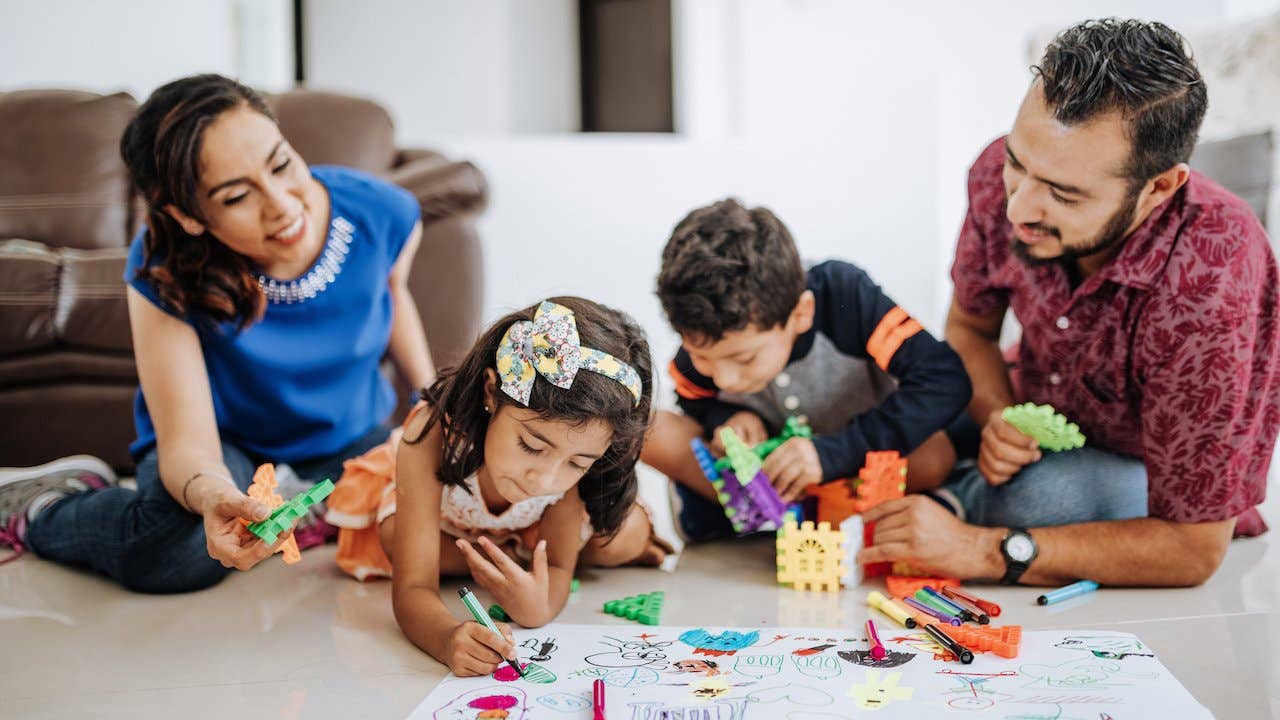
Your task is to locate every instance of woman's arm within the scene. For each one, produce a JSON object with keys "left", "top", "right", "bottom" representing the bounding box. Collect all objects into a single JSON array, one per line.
[
  {"left": 126, "top": 288, "right": 279, "bottom": 569},
  {"left": 387, "top": 221, "right": 435, "bottom": 390}
]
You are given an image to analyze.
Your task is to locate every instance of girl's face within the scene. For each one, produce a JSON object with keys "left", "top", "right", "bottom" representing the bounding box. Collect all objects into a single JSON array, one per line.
[
  {"left": 163, "top": 105, "right": 328, "bottom": 278},
  {"left": 480, "top": 371, "right": 614, "bottom": 505}
]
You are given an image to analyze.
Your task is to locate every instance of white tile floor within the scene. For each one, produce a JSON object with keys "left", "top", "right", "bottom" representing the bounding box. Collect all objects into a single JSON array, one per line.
[{"left": 2, "top": 506, "right": 1277, "bottom": 720}]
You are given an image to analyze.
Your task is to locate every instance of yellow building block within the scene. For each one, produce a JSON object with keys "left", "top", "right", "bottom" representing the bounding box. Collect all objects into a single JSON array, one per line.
[{"left": 776, "top": 520, "right": 847, "bottom": 592}]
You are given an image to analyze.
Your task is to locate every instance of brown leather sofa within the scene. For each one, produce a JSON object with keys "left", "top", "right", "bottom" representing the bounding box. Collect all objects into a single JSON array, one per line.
[{"left": 0, "top": 88, "right": 486, "bottom": 472}]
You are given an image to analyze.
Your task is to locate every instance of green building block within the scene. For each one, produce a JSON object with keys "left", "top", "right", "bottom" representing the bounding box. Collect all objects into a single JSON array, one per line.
[
  {"left": 488, "top": 604, "right": 510, "bottom": 622},
  {"left": 1002, "top": 403, "right": 1086, "bottom": 452},
  {"left": 719, "top": 428, "right": 761, "bottom": 483},
  {"left": 603, "top": 591, "right": 664, "bottom": 625},
  {"left": 713, "top": 416, "right": 812, "bottom": 473},
  {"left": 571, "top": 578, "right": 580, "bottom": 594},
  {"left": 247, "top": 479, "right": 335, "bottom": 545}
]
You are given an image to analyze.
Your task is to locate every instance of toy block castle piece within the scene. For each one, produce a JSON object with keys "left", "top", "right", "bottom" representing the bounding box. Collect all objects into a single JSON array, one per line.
[
  {"left": 712, "top": 416, "right": 813, "bottom": 473},
  {"left": 854, "top": 451, "right": 908, "bottom": 511},
  {"left": 776, "top": 520, "right": 847, "bottom": 592},
  {"left": 1002, "top": 402, "right": 1086, "bottom": 452},
  {"left": 247, "top": 478, "right": 335, "bottom": 546},
  {"left": 603, "top": 591, "right": 664, "bottom": 625},
  {"left": 240, "top": 464, "right": 302, "bottom": 564},
  {"left": 937, "top": 624, "right": 1022, "bottom": 659},
  {"left": 691, "top": 430, "right": 788, "bottom": 535}
]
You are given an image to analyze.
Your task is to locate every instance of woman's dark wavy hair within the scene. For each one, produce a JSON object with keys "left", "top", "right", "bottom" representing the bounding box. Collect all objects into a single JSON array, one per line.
[
  {"left": 407, "top": 296, "right": 654, "bottom": 537},
  {"left": 1034, "top": 18, "right": 1207, "bottom": 188},
  {"left": 120, "top": 74, "right": 272, "bottom": 328}
]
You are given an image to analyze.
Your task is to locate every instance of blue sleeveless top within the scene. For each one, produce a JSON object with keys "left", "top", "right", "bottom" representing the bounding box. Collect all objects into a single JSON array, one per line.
[{"left": 124, "top": 166, "right": 420, "bottom": 462}]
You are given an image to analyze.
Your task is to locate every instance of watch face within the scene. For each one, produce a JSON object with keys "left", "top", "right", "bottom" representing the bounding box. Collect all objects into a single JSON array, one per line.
[{"left": 1006, "top": 534, "right": 1035, "bottom": 562}]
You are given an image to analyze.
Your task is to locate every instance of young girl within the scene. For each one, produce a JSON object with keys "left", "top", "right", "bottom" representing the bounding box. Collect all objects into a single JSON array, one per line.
[{"left": 327, "top": 297, "right": 657, "bottom": 676}]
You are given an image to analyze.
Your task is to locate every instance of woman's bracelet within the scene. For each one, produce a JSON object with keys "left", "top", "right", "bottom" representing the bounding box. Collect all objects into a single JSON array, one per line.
[{"left": 180, "top": 470, "right": 235, "bottom": 513}]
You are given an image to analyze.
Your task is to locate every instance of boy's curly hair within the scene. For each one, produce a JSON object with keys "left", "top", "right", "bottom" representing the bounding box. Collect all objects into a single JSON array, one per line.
[{"left": 657, "top": 198, "right": 805, "bottom": 344}]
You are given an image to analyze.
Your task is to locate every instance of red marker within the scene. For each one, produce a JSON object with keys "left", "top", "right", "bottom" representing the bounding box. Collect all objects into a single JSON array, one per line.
[
  {"left": 865, "top": 618, "right": 886, "bottom": 660},
  {"left": 942, "top": 586, "right": 1001, "bottom": 618},
  {"left": 593, "top": 678, "right": 606, "bottom": 720}
]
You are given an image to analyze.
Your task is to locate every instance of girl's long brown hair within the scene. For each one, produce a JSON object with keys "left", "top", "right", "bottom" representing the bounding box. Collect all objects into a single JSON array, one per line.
[
  {"left": 120, "top": 74, "right": 272, "bottom": 328},
  {"left": 408, "top": 297, "right": 654, "bottom": 537}
]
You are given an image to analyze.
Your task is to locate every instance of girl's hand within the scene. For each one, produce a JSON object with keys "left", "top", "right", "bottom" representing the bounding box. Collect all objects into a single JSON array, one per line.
[
  {"left": 444, "top": 620, "right": 516, "bottom": 677},
  {"left": 456, "top": 536, "right": 551, "bottom": 624},
  {"left": 200, "top": 487, "right": 293, "bottom": 571}
]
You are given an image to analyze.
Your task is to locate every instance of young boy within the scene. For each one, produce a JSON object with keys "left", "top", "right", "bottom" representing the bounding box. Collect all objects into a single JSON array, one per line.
[{"left": 642, "top": 198, "right": 971, "bottom": 540}]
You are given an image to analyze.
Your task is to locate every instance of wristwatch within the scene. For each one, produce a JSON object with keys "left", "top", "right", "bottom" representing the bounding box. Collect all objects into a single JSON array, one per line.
[{"left": 1000, "top": 528, "right": 1038, "bottom": 584}]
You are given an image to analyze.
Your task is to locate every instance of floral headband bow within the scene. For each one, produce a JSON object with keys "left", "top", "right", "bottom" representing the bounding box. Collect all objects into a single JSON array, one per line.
[{"left": 496, "top": 301, "right": 642, "bottom": 407}]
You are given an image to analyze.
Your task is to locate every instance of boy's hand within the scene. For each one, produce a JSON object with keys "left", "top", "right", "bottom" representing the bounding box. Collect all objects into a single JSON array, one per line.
[
  {"left": 456, "top": 537, "right": 551, "bottom": 624},
  {"left": 444, "top": 620, "right": 516, "bottom": 677},
  {"left": 762, "top": 437, "right": 822, "bottom": 502},
  {"left": 978, "top": 409, "right": 1042, "bottom": 485},
  {"left": 710, "top": 411, "right": 767, "bottom": 454}
]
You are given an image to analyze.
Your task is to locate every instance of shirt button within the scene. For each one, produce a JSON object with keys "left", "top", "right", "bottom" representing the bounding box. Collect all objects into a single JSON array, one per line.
[
  {"left": 1056, "top": 316, "right": 1070, "bottom": 330},
  {"left": 775, "top": 372, "right": 792, "bottom": 388},
  {"left": 1049, "top": 373, "right": 1062, "bottom": 386},
  {"left": 784, "top": 395, "right": 800, "bottom": 410}
]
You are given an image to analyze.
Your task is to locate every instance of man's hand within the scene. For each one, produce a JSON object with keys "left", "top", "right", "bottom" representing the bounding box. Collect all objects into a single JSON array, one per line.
[
  {"left": 979, "top": 409, "right": 1042, "bottom": 485},
  {"left": 762, "top": 437, "right": 823, "bottom": 502},
  {"left": 856, "top": 496, "right": 1003, "bottom": 580},
  {"left": 710, "top": 411, "right": 767, "bottom": 454}
]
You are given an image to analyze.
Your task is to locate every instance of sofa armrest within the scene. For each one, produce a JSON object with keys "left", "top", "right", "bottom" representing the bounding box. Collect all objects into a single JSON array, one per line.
[{"left": 386, "top": 151, "right": 488, "bottom": 224}]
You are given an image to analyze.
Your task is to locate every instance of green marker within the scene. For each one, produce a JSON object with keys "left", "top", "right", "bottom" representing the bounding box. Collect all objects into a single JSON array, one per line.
[{"left": 458, "top": 586, "right": 523, "bottom": 678}]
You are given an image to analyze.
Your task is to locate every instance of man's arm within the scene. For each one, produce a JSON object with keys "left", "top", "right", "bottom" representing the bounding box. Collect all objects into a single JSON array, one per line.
[
  {"left": 859, "top": 496, "right": 1234, "bottom": 587},
  {"left": 944, "top": 299, "right": 1013, "bottom": 423}
]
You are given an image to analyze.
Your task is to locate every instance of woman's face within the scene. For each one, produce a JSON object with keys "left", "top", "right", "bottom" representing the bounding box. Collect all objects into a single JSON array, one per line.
[{"left": 168, "top": 105, "right": 326, "bottom": 277}]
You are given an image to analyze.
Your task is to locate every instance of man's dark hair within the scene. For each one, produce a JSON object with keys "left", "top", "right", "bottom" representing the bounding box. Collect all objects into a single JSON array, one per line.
[
  {"left": 656, "top": 198, "right": 806, "bottom": 344},
  {"left": 1034, "top": 18, "right": 1207, "bottom": 187}
]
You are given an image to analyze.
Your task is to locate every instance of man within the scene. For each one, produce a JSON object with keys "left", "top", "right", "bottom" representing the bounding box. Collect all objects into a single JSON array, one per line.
[{"left": 859, "top": 18, "right": 1278, "bottom": 587}]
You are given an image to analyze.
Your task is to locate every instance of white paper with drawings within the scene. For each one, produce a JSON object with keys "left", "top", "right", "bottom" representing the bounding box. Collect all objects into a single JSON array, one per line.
[{"left": 410, "top": 624, "right": 1210, "bottom": 719}]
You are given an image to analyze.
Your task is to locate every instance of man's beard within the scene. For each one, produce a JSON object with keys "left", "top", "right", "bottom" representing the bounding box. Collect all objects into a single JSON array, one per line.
[{"left": 1011, "top": 189, "right": 1141, "bottom": 268}]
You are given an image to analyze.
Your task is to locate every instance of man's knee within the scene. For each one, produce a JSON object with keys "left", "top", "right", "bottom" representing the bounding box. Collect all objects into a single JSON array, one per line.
[{"left": 1009, "top": 448, "right": 1148, "bottom": 525}]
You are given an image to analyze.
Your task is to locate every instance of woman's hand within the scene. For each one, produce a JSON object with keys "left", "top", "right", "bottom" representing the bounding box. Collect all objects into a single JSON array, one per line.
[
  {"left": 444, "top": 620, "right": 516, "bottom": 677},
  {"left": 456, "top": 536, "right": 552, "bottom": 625},
  {"left": 196, "top": 482, "right": 292, "bottom": 571}
]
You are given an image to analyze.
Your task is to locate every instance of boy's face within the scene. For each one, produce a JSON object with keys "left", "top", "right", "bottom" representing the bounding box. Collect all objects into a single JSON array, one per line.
[{"left": 682, "top": 291, "right": 815, "bottom": 395}]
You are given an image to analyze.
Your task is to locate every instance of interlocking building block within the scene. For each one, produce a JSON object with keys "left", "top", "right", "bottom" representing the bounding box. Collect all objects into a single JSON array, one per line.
[
  {"left": 240, "top": 464, "right": 301, "bottom": 564},
  {"left": 720, "top": 427, "right": 762, "bottom": 480},
  {"left": 885, "top": 575, "right": 961, "bottom": 600},
  {"left": 697, "top": 430, "right": 787, "bottom": 535},
  {"left": 776, "top": 520, "right": 847, "bottom": 592},
  {"left": 247, "top": 478, "right": 335, "bottom": 546},
  {"left": 805, "top": 479, "right": 860, "bottom": 525},
  {"left": 854, "top": 451, "right": 908, "bottom": 512},
  {"left": 713, "top": 416, "right": 813, "bottom": 472},
  {"left": 937, "top": 624, "right": 1022, "bottom": 659},
  {"left": 603, "top": 591, "right": 664, "bottom": 625},
  {"left": 1002, "top": 402, "right": 1086, "bottom": 452}
]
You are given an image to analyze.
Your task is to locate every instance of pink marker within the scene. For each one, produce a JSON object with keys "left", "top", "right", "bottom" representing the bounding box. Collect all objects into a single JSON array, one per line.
[
  {"left": 593, "top": 678, "right": 606, "bottom": 720},
  {"left": 865, "top": 618, "right": 886, "bottom": 660}
]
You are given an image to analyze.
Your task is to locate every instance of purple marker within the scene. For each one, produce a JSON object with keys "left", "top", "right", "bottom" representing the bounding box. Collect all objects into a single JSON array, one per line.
[{"left": 903, "top": 596, "right": 963, "bottom": 626}]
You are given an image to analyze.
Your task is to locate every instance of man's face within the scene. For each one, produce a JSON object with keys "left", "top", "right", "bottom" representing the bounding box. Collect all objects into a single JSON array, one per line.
[{"left": 1002, "top": 81, "right": 1144, "bottom": 267}]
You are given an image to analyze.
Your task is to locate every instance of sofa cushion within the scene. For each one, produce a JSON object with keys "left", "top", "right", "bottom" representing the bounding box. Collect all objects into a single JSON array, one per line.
[
  {"left": 269, "top": 90, "right": 398, "bottom": 174},
  {"left": 0, "top": 90, "right": 139, "bottom": 250},
  {"left": 0, "top": 239, "right": 130, "bottom": 357}
]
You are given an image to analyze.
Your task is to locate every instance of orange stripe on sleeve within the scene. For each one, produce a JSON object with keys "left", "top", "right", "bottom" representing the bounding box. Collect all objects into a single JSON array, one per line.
[
  {"left": 668, "top": 360, "right": 716, "bottom": 400},
  {"left": 867, "top": 307, "right": 923, "bottom": 371}
]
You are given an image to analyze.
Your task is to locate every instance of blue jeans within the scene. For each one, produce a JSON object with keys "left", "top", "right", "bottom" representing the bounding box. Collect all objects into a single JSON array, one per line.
[
  {"left": 939, "top": 415, "right": 1149, "bottom": 527},
  {"left": 26, "top": 424, "right": 390, "bottom": 594}
]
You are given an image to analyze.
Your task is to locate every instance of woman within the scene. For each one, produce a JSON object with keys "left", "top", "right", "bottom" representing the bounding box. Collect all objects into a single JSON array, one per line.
[{"left": 0, "top": 74, "right": 434, "bottom": 592}]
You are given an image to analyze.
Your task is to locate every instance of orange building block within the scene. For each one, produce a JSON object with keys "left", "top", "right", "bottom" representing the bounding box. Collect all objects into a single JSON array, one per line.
[
  {"left": 936, "top": 624, "right": 1022, "bottom": 659},
  {"left": 805, "top": 479, "right": 859, "bottom": 525},
  {"left": 885, "top": 575, "right": 960, "bottom": 599},
  {"left": 853, "top": 451, "right": 907, "bottom": 512},
  {"left": 240, "top": 464, "right": 302, "bottom": 564}
]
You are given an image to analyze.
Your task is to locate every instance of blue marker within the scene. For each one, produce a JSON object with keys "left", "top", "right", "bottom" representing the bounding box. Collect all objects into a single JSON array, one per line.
[
  {"left": 921, "top": 586, "right": 973, "bottom": 621},
  {"left": 1038, "top": 580, "right": 1099, "bottom": 606}
]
